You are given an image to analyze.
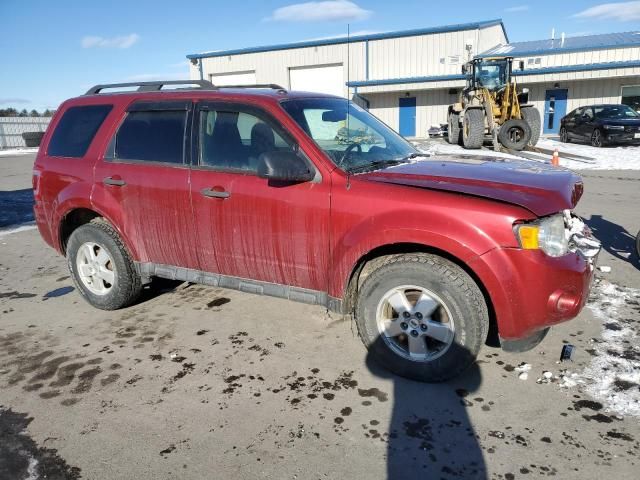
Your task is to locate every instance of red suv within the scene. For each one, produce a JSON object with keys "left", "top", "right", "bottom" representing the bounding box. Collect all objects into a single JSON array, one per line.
[{"left": 33, "top": 80, "right": 600, "bottom": 381}]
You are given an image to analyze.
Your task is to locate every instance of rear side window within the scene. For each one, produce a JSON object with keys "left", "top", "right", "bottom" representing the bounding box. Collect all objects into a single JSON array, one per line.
[
  {"left": 115, "top": 110, "right": 186, "bottom": 164},
  {"left": 48, "top": 105, "right": 112, "bottom": 157}
]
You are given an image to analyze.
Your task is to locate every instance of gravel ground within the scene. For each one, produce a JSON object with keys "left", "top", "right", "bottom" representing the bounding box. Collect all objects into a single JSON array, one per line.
[{"left": 0, "top": 153, "right": 638, "bottom": 480}]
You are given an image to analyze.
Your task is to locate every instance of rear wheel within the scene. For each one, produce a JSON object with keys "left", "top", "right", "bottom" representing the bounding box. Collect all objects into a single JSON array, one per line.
[
  {"left": 67, "top": 218, "right": 142, "bottom": 310},
  {"left": 560, "top": 126, "right": 570, "bottom": 143},
  {"left": 355, "top": 254, "right": 489, "bottom": 382},
  {"left": 591, "top": 128, "right": 604, "bottom": 148},
  {"left": 462, "top": 109, "right": 485, "bottom": 149},
  {"left": 447, "top": 112, "right": 461, "bottom": 145},
  {"left": 498, "top": 119, "right": 532, "bottom": 150},
  {"left": 521, "top": 107, "right": 541, "bottom": 146}
]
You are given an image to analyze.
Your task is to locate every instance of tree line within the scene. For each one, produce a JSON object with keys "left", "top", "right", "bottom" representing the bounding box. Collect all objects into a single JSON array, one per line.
[{"left": 0, "top": 108, "right": 55, "bottom": 117}]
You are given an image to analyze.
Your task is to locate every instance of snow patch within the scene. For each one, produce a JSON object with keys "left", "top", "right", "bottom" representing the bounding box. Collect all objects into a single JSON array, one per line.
[
  {"left": 414, "top": 137, "right": 640, "bottom": 170},
  {"left": 0, "top": 223, "right": 37, "bottom": 238},
  {"left": 573, "top": 279, "right": 640, "bottom": 416},
  {"left": 0, "top": 147, "right": 39, "bottom": 156}
]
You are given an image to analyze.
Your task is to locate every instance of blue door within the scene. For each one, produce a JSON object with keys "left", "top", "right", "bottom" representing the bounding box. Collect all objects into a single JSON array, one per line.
[
  {"left": 399, "top": 97, "right": 416, "bottom": 137},
  {"left": 543, "top": 89, "right": 568, "bottom": 134}
]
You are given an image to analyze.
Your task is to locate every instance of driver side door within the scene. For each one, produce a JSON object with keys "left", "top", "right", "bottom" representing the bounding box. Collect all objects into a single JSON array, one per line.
[{"left": 189, "top": 101, "right": 331, "bottom": 292}]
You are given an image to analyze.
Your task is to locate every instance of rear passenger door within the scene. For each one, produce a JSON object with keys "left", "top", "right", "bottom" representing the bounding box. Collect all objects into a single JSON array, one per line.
[
  {"left": 189, "top": 101, "right": 330, "bottom": 292},
  {"left": 92, "top": 100, "right": 201, "bottom": 269}
]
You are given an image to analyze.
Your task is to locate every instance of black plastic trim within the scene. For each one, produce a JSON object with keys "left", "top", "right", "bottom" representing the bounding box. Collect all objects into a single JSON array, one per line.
[{"left": 135, "top": 262, "right": 343, "bottom": 313}]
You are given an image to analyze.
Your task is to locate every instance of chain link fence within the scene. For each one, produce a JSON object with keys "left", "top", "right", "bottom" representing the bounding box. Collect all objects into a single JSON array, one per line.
[{"left": 0, "top": 117, "right": 51, "bottom": 149}]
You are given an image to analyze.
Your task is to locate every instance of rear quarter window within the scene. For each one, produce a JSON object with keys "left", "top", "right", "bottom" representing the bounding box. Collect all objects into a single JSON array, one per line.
[{"left": 47, "top": 105, "right": 112, "bottom": 158}]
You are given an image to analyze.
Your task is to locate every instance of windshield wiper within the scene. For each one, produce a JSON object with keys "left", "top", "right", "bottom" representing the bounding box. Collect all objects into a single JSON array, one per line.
[
  {"left": 399, "top": 152, "right": 430, "bottom": 161},
  {"left": 347, "top": 159, "right": 405, "bottom": 174}
]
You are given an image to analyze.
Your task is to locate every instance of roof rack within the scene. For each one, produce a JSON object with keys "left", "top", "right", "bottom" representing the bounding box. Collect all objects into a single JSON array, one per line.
[
  {"left": 85, "top": 80, "right": 216, "bottom": 95},
  {"left": 218, "top": 84, "right": 287, "bottom": 93}
]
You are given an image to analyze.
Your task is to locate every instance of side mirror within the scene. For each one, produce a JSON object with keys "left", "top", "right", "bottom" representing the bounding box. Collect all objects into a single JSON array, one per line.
[{"left": 257, "top": 150, "right": 314, "bottom": 183}]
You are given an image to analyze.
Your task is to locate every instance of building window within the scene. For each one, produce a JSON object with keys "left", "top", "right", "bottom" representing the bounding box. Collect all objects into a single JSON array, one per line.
[{"left": 621, "top": 86, "right": 640, "bottom": 113}]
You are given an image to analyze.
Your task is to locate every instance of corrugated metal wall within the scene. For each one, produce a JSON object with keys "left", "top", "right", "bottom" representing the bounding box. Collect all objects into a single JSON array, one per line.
[
  {"left": 367, "top": 89, "right": 459, "bottom": 134},
  {"left": 0, "top": 117, "right": 50, "bottom": 149},
  {"left": 190, "top": 24, "right": 507, "bottom": 99},
  {"left": 366, "top": 75, "right": 640, "bottom": 137},
  {"left": 513, "top": 46, "right": 640, "bottom": 71}
]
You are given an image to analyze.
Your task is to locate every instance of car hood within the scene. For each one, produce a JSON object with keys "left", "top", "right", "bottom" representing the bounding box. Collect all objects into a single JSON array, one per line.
[{"left": 356, "top": 155, "right": 584, "bottom": 217}]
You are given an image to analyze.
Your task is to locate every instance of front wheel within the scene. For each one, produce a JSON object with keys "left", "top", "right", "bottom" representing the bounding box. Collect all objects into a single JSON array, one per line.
[
  {"left": 462, "top": 109, "right": 485, "bottom": 149},
  {"left": 591, "top": 128, "right": 604, "bottom": 148},
  {"left": 355, "top": 254, "right": 489, "bottom": 382},
  {"left": 560, "top": 126, "right": 570, "bottom": 143},
  {"left": 67, "top": 218, "right": 142, "bottom": 310}
]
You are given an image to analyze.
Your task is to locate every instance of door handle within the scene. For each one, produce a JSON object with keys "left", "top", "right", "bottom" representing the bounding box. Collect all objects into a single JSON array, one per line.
[
  {"left": 103, "top": 176, "right": 126, "bottom": 186},
  {"left": 201, "top": 187, "right": 230, "bottom": 199}
]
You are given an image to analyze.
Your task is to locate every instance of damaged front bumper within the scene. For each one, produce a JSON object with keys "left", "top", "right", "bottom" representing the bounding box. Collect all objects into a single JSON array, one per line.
[{"left": 565, "top": 211, "right": 601, "bottom": 267}]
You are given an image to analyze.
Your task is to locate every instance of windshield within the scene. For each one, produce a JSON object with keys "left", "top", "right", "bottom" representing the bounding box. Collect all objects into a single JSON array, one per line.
[
  {"left": 594, "top": 105, "right": 640, "bottom": 119},
  {"left": 474, "top": 60, "right": 508, "bottom": 90},
  {"left": 280, "top": 98, "right": 418, "bottom": 172}
]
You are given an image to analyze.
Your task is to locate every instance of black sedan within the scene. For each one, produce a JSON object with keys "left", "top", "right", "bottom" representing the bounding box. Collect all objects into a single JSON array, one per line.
[{"left": 559, "top": 104, "right": 640, "bottom": 147}]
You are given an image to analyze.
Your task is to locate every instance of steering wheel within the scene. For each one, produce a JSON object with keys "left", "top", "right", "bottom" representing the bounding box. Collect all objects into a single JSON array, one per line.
[{"left": 338, "top": 142, "right": 362, "bottom": 167}]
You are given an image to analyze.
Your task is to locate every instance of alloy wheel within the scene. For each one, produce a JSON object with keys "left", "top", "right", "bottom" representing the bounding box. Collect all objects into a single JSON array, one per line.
[
  {"left": 76, "top": 241, "right": 116, "bottom": 295},
  {"left": 591, "top": 129, "right": 602, "bottom": 147},
  {"left": 375, "top": 285, "right": 455, "bottom": 362}
]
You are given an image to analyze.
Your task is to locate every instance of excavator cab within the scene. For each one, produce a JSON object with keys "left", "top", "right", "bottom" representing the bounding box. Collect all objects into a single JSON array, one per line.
[{"left": 468, "top": 57, "right": 511, "bottom": 92}]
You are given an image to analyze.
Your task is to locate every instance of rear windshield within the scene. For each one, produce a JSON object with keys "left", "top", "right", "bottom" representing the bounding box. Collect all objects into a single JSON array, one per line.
[{"left": 48, "top": 105, "right": 112, "bottom": 157}]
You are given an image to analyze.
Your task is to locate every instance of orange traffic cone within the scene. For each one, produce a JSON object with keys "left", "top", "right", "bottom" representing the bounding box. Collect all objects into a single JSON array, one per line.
[{"left": 551, "top": 149, "right": 560, "bottom": 167}]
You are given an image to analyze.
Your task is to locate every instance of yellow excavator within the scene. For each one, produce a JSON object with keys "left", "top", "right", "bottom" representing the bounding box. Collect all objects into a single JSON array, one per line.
[{"left": 447, "top": 56, "right": 541, "bottom": 151}]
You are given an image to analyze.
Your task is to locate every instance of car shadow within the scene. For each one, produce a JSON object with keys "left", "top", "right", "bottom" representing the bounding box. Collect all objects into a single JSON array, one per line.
[
  {"left": 365, "top": 337, "right": 486, "bottom": 479},
  {"left": 0, "top": 188, "right": 34, "bottom": 228},
  {"left": 584, "top": 214, "right": 640, "bottom": 269}
]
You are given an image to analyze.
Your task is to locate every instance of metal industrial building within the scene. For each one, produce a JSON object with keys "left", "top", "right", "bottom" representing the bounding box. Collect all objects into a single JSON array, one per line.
[{"left": 187, "top": 19, "right": 640, "bottom": 138}]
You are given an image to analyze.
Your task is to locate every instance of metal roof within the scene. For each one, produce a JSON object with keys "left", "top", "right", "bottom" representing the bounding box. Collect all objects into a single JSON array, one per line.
[
  {"left": 479, "top": 31, "right": 640, "bottom": 58},
  {"left": 347, "top": 59, "right": 640, "bottom": 88},
  {"left": 187, "top": 19, "right": 506, "bottom": 60}
]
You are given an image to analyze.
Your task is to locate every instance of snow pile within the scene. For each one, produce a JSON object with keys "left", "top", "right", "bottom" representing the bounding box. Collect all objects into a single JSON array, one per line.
[
  {"left": 0, "top": 147, "right": 39, "bottom": 156},
  {"left": 414, "top": 137, "right": 640, "bottom": 170},
  {"left": 537, "top": 138, "right": 640, "bottom": 171},
  {"left": 576, "top": 279, "right": 640, "bottom": 416}
]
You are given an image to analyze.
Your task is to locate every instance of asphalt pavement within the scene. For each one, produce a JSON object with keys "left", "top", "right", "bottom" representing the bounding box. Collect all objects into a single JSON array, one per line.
[{"left": 1, "top": 152, "right": 638, "bottom": 480}]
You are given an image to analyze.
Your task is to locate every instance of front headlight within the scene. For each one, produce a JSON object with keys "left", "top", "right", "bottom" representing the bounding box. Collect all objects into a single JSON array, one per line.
[
  {"left": 603, "top": 125, "right": 624, "bottom": 130},
  {"left": 515, "top": 214, "right": 568, "bottom": 257}
]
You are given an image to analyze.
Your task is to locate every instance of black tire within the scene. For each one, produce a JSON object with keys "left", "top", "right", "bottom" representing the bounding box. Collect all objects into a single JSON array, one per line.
[
  {"left": 66, "top": 218, "right": 142, "bottom": 310},
  {"left": 355, "top": 254, "right": 489, "bottom": 382},
  {"left": 462, "top": 109, "right": 484, "bottom": 149},
  {"left": 447, "top": 112, "right": 461, "bottom": 145},
  {"left": 498, "top": 119, "right": 532, "bottom": 150},
  {"left": 521, "top": 107, "right": 541, "bottom": 146},
  {"left": 559, "top": 126, "right": 570, "bottom": 143},
  {"left": 591, "top": 128, "right": 604, "bottom": 148}
]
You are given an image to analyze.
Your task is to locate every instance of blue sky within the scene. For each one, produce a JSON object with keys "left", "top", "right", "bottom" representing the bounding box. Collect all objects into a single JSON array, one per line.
[{"left": 1, "top": 0, "right": 639, "bottom": 111}]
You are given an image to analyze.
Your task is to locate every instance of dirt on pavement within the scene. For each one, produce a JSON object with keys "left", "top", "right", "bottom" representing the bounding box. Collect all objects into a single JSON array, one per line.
[{"left": 1, "top": 153, "right": 638, "bottom": 480}]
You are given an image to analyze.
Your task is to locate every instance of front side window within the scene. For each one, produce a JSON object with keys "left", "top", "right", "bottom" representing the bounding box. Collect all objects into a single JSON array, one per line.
[
  {"left": 199, "top": 108, "right": 294, "bottom": 173},
  {"left": 115, "top": 110, "right": 186, "bottom": 164},
  {"left": 281, "top": 98, "right": 417, "bottom": 173},
  {"left": 48, "top": 105, "right": 112, "bottom": 158}
]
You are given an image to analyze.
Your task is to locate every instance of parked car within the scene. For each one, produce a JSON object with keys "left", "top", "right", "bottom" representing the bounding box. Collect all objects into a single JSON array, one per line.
[
  {"left": 560, "top": 104, "right": 640, "bottom": 147},
  {"left": 428, "top": 124, "right": 448, "bottom": 138},
  {"left": 33, "top": 80, "right": 600, "bottom": 382}
]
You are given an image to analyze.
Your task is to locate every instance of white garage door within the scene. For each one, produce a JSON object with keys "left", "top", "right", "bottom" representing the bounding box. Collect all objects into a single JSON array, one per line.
[
  {"left": 210, "top": 71, "right": 256, "bottom": 86},
  {"left": 289, "top": 64, "right": 344, "bottom": 97}
]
